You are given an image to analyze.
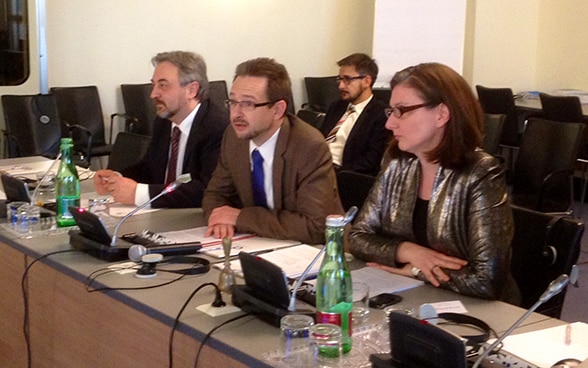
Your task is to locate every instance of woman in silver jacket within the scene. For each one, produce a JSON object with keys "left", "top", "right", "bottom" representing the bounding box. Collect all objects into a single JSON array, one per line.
[{"left": 349, "top": 63, "right": 520, "bottom": 303}]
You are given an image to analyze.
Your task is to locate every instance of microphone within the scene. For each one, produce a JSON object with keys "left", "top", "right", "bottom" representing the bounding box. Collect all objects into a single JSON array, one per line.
[
  {"left": 110, "top": 174, "right": 192, "bottom": 246},
  {"left": 287, "top": 206, "right": 358, "bottom": 312},
  {"left": 471, "top": 274, "right": 570, "bottom": 368},
  {"left": 128, "top": 242, "right": 202, "bottom": 262}
]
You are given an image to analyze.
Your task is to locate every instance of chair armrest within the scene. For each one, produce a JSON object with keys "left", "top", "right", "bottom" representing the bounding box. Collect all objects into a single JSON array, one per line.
[{"left": 110, "top": 113, "right": 139, "bottom": 143}]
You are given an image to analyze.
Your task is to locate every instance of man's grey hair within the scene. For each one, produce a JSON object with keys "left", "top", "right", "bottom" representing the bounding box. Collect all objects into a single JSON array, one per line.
[{"left": 152, "top": 51, "right": 209, "bottom": 100}]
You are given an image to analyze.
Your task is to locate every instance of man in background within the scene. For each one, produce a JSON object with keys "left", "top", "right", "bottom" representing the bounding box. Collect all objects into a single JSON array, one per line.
[
  {"left": 203, "top": 57, "right": 343, "bottom": 245},
  {"left": 93, "top": 51, "right": 229, "bottom": 208},
  {"left": 320, "top": 53, "right": 391, "bottom": 176}
]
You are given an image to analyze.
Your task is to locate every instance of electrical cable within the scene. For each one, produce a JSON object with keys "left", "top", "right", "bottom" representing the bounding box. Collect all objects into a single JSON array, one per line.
[
  {"left": 193, "top": 313, "right": 251, "bottom": 368},
  {"left": 21, "top": 249, "right": 79, "bottom": 368},
  {"left": 168, "top": 282, "right": 227, "bottom": 368}
]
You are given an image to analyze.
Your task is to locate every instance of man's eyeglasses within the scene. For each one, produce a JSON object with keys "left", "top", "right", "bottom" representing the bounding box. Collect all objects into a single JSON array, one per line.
[
  {"left": 336, "top": 75, "right": 366, "bottom": 85},
  {"left": 384, "top": 102, "right": 436, "bottom": 118},
  {"left": 225, "top": 99, "right": 278, "bottom": 111}
]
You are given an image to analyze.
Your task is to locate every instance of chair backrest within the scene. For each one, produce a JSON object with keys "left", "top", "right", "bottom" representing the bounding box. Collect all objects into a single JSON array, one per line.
[
  {"left": 510, "top": 204, "right": 584, "bottom": 318},
  {"left": 208, "top": 80, "right": 229, "bottom": 111},
  {"left": 50, "top": 85, "right": 108, "bottom": 148},
  {"left": 107, "top": 132, "right": 151, "bottom": 172},
  {"left": 539, "top": 93, "right": 584, "bottom": 123},
  {"left": 296, "top": 109, "right": 326, "bottom": 130},
  {"left": 475, "top": 85, "right": 520, "bottom": 147},
  {"left": 482, "top": 113, "right": 506, "bottom": 155},
  {"left": 1, "top": 94, "right": 63, "bottom": 158},
  {"left": 512, "top": 118, "right": 585, "bottom": 213},
  {"left": 303, "top": 76, "right": 340, "bottom": 113},
  {"left": 121, "top": 83, "right": 156, "bottom": 136},
  {"left": 336, "top": 170, "right": 376, "bottom": 212}
]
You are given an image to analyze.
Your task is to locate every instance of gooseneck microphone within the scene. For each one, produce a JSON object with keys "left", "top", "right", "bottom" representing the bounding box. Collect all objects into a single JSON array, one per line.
[
  {"left": 287, "top": 206, "right": 358, "bottom": 312},
  {"left": 128, "top": 242, "right": 202, "bottom": 262},
  {"left": 471, "top": 274, "right": 570, "bottom": 368},
  {"left": 110, "top": 174, "right": 192, "bottom": 246}
]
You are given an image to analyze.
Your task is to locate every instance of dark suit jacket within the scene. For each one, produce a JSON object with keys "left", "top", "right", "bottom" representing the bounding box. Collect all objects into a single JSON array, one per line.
[
  {"left": 320, "top": 97, "right": 391, "bottom": 176},
  {"left": 202, "top": 114, "right": 344, "bottom": 245},
  {"left": 121, "top": 99, "right": 229, "bottom": 208}
]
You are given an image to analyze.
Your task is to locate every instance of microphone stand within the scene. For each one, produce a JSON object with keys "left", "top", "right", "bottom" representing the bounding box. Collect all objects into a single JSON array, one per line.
[
  {"left": 30, "top": 152, "right": 62, "bottom": 206},
  {"left": 471, "top": 274, "right": 570, "bottom": 368},
  {"left": 110, "top": 174, "right": 191, "bottom": 246}
]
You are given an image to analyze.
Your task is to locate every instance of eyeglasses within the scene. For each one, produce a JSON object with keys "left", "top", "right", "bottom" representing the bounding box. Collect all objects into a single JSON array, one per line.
[
  {"left": 225, "top": 99, "right": 278, "bottom": 111},
  {"left": 384, "top": 102, "right": 436, "bottom": 118},
  {"left": 336, "top": 75, "right": 366, "bottom": 85}
]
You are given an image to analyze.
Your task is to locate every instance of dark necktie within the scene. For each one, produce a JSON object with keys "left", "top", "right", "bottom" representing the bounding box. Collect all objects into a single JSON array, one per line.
[
  {"left": 326, "top": 105, "right": 355, "bottom": 143},
  {"left": 251, "top": 149, "right": 267, "bottom": 208},
  {"left": 166, "top": 126, "right": 181, "bottom": 185}
]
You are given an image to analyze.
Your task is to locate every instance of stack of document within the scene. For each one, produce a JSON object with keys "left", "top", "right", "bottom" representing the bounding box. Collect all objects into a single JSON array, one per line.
[{"left": 155, "top": 226, "right": 300, "bottom": 258}]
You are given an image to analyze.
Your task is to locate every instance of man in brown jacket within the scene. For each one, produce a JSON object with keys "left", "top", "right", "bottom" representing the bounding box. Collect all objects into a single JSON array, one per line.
[{"left": 202, "top": 58, "right": 343, "bottom": 245}]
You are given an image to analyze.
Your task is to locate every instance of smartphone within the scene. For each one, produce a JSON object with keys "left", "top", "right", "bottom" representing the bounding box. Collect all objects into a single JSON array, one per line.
[{"left": 368, "top": 293, "right": 403, "bottom": 309}]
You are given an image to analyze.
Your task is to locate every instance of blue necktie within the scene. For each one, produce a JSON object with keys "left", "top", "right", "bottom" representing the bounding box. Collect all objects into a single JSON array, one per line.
[{"left": 251, "top": 149, "right": 267, "bottom": 208}]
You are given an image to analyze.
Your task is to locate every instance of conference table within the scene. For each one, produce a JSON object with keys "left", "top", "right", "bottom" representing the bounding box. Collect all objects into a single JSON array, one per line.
[
  {"left": 0, "top": 157, "right": 567, "bottom": 368},
  {"left": 515, "top": 95, "right": 588, "bottom": 118}
]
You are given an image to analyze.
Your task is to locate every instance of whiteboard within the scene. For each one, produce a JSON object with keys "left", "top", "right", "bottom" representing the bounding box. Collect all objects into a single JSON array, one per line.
[{"left": 372, "top": 0, "right": 467, "bottom": 87}]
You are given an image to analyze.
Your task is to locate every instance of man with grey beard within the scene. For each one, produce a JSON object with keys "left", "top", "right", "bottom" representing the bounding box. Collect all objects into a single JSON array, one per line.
[{"left": 93, "top": 51, "right": 228, "bottom": 208}]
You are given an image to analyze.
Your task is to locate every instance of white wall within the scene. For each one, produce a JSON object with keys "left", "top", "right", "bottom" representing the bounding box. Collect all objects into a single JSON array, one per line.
[
  {"left": 45, "top": 0, "right": 375, "bottom": 133},
  {"left": 467, "top": 0, "right": 540, "bottom": 92}
]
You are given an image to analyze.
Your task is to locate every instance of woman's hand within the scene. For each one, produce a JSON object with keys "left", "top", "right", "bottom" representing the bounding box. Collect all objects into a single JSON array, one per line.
[{"left": 377, "top": 241, "right": 468, "bottom": 287}]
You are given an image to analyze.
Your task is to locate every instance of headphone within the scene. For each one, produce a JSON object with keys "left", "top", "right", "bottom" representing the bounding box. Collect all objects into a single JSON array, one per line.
[
  {"left": 418, "top": 304, "right": 491, "bottom": 347},
  {"left": 438, "top": 312, "right": 491, "bottom": 346}
]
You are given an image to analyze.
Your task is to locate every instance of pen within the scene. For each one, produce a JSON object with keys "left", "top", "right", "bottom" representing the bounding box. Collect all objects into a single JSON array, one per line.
[{"left": 565, "top": 323, "right": 572, "bottom": 345}]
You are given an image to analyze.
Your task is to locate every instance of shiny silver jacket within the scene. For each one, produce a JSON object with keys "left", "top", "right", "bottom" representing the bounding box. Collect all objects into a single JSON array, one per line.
[{"left": 349, "top": 150, "right": 520, "bottom": 304}]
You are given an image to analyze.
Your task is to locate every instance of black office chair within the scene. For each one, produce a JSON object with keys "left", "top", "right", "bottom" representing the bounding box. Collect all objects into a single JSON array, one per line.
[
  {"left": 120, "top": 83, "right": 156, "bottom": 137},
  {"left": 208, "top": 80, "right": 229, "bottom": 111},
  {"left": 482, "top": 113, "right": 506, "bottom": 156},
  {"left": 50, "top": 85, "right": 113, "bottom": 165},
  {"left": 1, "top": 94, "right": 63, "bottom": 158},
  {"left": 1, "top": 94, "right": 90, "bottom": 166},
  {"left": 510, "top": 118, "right": 585, "bottom": 214},
  {"left": 510, "top": 204, "right": 584, "bottom": 318},
  {"left": 296, "top": 108, "right": 326, "bottom": 130},
  {"left": 107, "top": 132, "right": 151, "bottom": 172},
  {"left": 302, "top": 76, "right": 340, "bottom": 113},
  {"left": 539, "top": 93, "right": 584, "bottom": 123},
  {"left": 336, "top": 170, "right": 376, "bottom": 212},
  {"left": 475, "top": 85, "right": 522, "bottom": 148}
]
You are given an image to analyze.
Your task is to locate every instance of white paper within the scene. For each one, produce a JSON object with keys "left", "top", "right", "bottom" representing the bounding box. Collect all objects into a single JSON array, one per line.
[
  {"left": 351, "top": 266, "right": 424, "bottom": 295},
  {"left": 226, "top": 244, "right": 323, "bottom": 278},
  {"left": 497, "top": 322, "right": 588, "bottom": 367}
]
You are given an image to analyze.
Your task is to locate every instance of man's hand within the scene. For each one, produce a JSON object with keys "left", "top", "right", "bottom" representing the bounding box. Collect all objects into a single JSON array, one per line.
[
  {"left": 93, "top": 170, "right": 138, "bottom": 205},
  {"left": 205, "top": 205, "right": 241, "bottom": 238}
]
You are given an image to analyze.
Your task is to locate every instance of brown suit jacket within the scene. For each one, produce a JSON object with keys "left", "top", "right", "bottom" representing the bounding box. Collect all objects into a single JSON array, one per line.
[{"left": 203, "top": 114, "right": 344, "bottom": 244}]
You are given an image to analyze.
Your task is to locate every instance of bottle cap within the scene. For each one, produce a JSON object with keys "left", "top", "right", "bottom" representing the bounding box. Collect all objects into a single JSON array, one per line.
[{"left": 326, "top": 214, "right": 345, "bottom": 227}]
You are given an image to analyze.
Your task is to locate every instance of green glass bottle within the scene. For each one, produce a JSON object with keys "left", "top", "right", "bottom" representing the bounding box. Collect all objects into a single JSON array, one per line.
[
  {"left": 315, "top": 214, "right": 353, "bottom": 354},
  {"left": 56, "top": 138, "right": 80, "bottom": 227}
]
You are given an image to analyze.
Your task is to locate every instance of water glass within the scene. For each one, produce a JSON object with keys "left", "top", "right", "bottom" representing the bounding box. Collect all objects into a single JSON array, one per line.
[
  {"left": 352, "top": 281, "right": 370, "bottom": 325},
  {"left": 309, "top": 323, "right": 342, "bottom": 364},
  {"left": 280, "top": 314, "right": 315, "bottom": 339},
  {"left": 12, "top": 203, "right": 40, "bottom": 235},
  {"left": 7, "top": 201, "right": 29, "bottom": 228},
  {"left": 35, "top": 172, "right": 56, "bottom": 205}
]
